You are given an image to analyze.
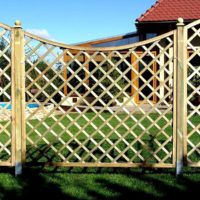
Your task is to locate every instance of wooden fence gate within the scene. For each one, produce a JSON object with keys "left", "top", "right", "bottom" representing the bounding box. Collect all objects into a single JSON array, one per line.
[{"left": 0, "top": 19, "right": 199, "bottom": 175}]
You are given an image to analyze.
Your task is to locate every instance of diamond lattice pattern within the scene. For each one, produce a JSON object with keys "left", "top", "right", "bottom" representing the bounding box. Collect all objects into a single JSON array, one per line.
[
  {"left": 24, "top": 33, "right": 175, "bottom": 166},
  {"left": 0, "top": 25, "right": 12, "bottom": 164},
  {"left": 187, "top": 24, "right": 200, "bottom": 166}
]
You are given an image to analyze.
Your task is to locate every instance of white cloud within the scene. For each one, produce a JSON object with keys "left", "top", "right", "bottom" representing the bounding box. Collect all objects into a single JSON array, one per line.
[{"left": 26, "top": 28, "right": 54, "bottom": 40}]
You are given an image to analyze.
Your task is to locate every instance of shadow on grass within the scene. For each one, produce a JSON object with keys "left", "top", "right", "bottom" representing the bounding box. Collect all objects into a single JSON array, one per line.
[
  {"left": 0, "top": 167, "right": 199, "bottom": 200},
  {"left": 0, "top": 168, "right": 76, "bottom": 200},
  {"left": 92, "top": 173, "right": 200, "bottom": 199}
]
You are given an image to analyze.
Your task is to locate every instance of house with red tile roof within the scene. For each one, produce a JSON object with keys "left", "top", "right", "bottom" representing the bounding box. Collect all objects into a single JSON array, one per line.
[
  {"left": 137, "top": 0, "right": 200, "bottom": 22},
  {"left": 136, "top": 0, "right": 200, "bottom": 41},
  {"left": 64, "top": 0, "right": 200, "bottom": 104}
]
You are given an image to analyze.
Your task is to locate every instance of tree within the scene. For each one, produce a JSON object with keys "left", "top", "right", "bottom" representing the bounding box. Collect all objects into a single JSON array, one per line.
[
  {"left": 188, "top": 56, "right": 200, "bottom": 106},
  {"left": 0, "top": 38, "right": 11, "bottom": 102},
  {"left": 90, "top": 59, "right": 126, "bottom": 106},
  {"left": 25, "top": 60, "right": 63, "bottom": 103}
]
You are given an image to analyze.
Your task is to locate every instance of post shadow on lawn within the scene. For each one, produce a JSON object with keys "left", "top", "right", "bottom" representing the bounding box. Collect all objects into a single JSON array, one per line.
[
  {"left": 0, "top": 167, "right": 200, "bottom": 200},
  {"left": 83, "top": 172, "right": 200, "bottom": 200},
  {"left": 0, "top": 168, "right": 76, "bottom": 200}
]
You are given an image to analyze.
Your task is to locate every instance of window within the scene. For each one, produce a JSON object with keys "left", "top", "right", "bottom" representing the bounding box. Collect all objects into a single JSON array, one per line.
[{"left": 146, "top": 33, "right": 157, "bottom": 40}]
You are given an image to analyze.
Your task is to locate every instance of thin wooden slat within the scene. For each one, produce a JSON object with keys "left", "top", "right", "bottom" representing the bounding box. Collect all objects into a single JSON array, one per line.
[
  {"left": 0, "top": 22, "right": 12, "bottom": 30},
  {"left": 131, "top": 53, "right": 139, "bottom": 102},
  {"left": 0, "top": 161, "right": 13, "bottom": 166},
  {"left": 84, "top": 55, "right": 90, "bottom": 87},
  {"left": 187, "top": 162, "right": 200, "bottom": 167},
  {"left": 63, "top": 68, "right": 68, "bottom": 96},
  {"left": 25, "top": 162, "right": 175, "bottom": 168},
  {"left": 24, "top": 29, "right": 175, "bottom": 51}
]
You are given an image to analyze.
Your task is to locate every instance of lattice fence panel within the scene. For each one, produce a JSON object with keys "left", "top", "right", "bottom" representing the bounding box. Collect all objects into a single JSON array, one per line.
[
  {"left": 186, "top": 23, "right": 200, "bottom": 167},
  {"left": 0, "top": 24, "right": 12, "bottom": 166},
  {"left": 24, "top": 31, "right": 175, "bottom": 167}
]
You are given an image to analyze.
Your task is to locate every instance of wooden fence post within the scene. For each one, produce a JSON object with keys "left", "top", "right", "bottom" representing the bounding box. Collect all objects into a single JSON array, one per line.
[
  {"left": 176, "top": 18, "right": 187, "bottom": 175},
  {"left": 11, "top": 20, "right": 25, "bottom": 176}
]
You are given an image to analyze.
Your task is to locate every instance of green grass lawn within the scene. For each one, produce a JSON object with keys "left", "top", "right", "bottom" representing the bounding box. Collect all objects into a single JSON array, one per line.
[
  {"left": 0, "top": 168, "right": 200, "bottom": 200},
  {"left": 25, "top": 113, "right": 174, "bottom": 163},
  {"left": 0, "top": 113, "right": 199, "bottom": 199},
  {"left": 0, "top": 112, "right": 199, "bottom": 164},
  {"left": 26, "top": 113, "right": 173, "bottom": 140}
]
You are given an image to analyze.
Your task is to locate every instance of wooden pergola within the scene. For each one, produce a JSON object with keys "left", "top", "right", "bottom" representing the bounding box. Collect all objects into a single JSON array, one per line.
[{"left": 63, "top": 50, "right": 158, "bottom": 104}]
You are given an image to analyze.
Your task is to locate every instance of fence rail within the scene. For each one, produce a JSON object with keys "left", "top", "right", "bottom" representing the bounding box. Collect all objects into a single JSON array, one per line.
[{"left": 0, "top": 19, "right": 199, "bottom": 175}]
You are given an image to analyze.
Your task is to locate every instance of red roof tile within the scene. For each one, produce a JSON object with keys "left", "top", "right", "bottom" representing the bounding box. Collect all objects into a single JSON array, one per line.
[{"left": 137, "top": 0, "right": 200, "bottom": 22}]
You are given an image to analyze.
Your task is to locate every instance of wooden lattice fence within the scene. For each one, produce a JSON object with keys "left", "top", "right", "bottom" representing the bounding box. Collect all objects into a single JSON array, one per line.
[{"left": 0, "top": 19, "right": 199, "bottom": 175}]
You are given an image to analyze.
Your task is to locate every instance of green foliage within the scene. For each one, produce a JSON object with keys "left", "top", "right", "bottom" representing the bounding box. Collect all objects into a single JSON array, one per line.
[
  {"left": 26, "top": 60, "right": 63, "bottom": 102},
  {"left": 68, "top": 62, "right": 85, "bottom": 94},
  {"left": 188, "top": 57, "right": 200, "bottom": 105},
  {"left": 188, "top": 68, "right": 200, "bottom": 92},
  {"left": 90, "top": 60, "right": 126, "bottom": 106},
  {"left": 0, "top": 36, "right": 64, "bottom": 103},
  {"left": 0, "top": 39, "right": 11, "bottom": 102}
]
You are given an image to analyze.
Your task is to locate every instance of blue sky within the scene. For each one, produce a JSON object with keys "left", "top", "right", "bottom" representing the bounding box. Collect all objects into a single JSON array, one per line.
[{"left": 0, "top": 0, "right": 156, "bottom": 44}]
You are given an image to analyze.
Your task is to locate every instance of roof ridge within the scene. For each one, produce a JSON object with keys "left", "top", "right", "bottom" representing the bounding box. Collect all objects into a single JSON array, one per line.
[
  {"left": 136, "top": 0, "right": 200, "bottom": 22},
  {"left": 136, "top": 0, "right": 164, "bottom": 22}
]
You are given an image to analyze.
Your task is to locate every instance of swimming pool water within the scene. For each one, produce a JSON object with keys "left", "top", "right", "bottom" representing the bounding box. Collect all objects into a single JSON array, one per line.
[
  {"left": 0, "top": 103, "right": 39, "bottom": 110},
  {"left": 27, "top": 103, "right": 40, "bottom": 109}
]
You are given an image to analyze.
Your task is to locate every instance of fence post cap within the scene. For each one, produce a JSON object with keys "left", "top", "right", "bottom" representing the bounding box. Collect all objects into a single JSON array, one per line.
[
  {"left": 177, "top": 18, "right": 184, "bottom": 26},
  {"left": 14, "top": 20, "right": 22, "bottom": 27}
]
